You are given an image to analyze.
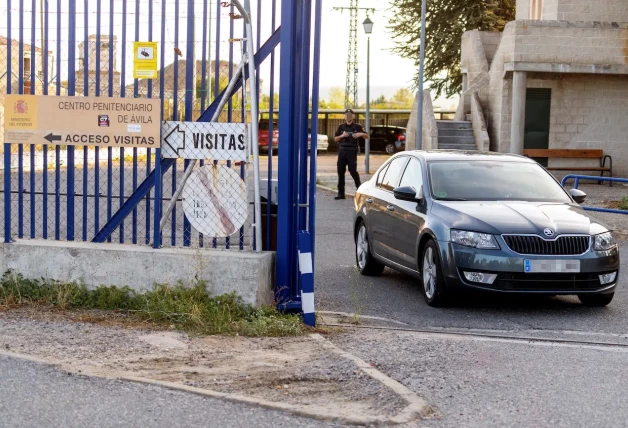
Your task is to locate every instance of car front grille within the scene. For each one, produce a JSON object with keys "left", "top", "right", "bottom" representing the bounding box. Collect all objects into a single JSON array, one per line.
[
  {"left": 502, "top": 235, "right": 590, "bottom": 255},
  {"left": 493, "top": 272, "right": 602, "bottom": 292}
]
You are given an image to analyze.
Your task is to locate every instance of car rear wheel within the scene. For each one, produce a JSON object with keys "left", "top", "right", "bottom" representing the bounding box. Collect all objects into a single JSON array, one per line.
[
  {"left": 356, "top": 223, "right": 385, "bottom": 276},
  {"left": 421, "top": 240, "right": 448, "bottom": 307},
  {"left": 385, "top": 143, "right": 396, "bottom": 155},
  {"left": 578, "top": 292, "right": 614, "bottom": 307}
]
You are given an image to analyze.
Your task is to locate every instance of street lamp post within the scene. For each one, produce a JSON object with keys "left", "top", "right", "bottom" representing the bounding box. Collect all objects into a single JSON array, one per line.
[
  {"left": 363, "top": 17, "right": 373, "bottom": 174},
  {"left": 417, "top": 0, "right": 427, "bottom": 150}
]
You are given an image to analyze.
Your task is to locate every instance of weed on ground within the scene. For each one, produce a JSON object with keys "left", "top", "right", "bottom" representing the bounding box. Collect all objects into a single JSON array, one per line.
[{"left": 0, "top": 271, "right": 306, "bottom": 337}]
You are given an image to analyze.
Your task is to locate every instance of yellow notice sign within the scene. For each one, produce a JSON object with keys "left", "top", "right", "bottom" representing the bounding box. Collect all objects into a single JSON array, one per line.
[
  {"left": 3, "top": 94, "right": 161, "bottom": 148},
  {"left": 133, "top": 42, "right": 158, "bottom": 79}
]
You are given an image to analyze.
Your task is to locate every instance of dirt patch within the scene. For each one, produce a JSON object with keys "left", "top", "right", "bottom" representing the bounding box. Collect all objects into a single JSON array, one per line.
[
  {"left": 0, "top": 307, "right": 407, "bottom": 421},
  {"left": 605, "top": 201, "right": 628, "bottom": 211}
]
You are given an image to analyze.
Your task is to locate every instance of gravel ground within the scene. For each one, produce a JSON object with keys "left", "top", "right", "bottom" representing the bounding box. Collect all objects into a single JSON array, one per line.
[
  {"left": 0, "top": 354, "right": 340, "bottom": 428},
  {"left": 0, "top": 309, "right": 406, "bottom": 421},
  {"left": 329, "top": 329, "right": 628, "bottom": 428}
]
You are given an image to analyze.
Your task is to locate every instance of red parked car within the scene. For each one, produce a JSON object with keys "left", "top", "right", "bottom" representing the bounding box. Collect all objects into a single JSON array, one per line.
[{"left": 258, "top": 120, "right": 279, "bottom": 153}]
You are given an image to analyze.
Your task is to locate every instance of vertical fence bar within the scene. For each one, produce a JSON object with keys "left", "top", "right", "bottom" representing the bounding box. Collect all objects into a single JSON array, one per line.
[
  {"left": 157, "top": 0, "right": 167, "bottom": 248},
  {"left": 198, "top": 0, "right": 209, "bottom": 248},
  {"left": 183, "top": 0, "right": 195, "bottom": 248},
  {"left": 240, "top": 15, "right": 246, "bottom": 251},
  {"left": 82, "top": 0, "right": 89, "bottom": 241},
  {"left": 212, "top": 0, "right": 221, "bottom": 249},
  {"left": 94, "top": 0, "right": 102, "bottom": 236},
  {"left": 145, "top": 0, "right": 154, "bottom": 245},
  {"left": 298, "top": 0, "right": 311, "bottom": 231},
  {"left": 225, "top": 2, "right": 234, "bottom": 250},
  {"left": 171, "top": 0, "right": 180, "bottom": 247},
  {"left": 107, "top": 0, "right": 114, "bottom": 242},
  {"left": 119, "top": 0, "right": 127, "bottom": 244},
  {"left": 18, "top": 0, "right": 24, "bottom": 239},
  {"left": 309, "top": 0, "right": 322, "bottom": 258},
  {"left": 266, "top": 0, "right": 277, "bottom": 251},
  {"left": 131, "top": 0, "right": 140, "bottom": 244},
  {"left": 29, "top": 0, "right": 37, "bottom": 239},
  {"left": 67, "top": 0, "right": 77, "bottom": 241},
  {"left": 4, "top": 0, "right": 11, "bottom": 243},
  {"left": 42, "top": 0, "right": 49, "bottom": 239},
  {"left": 277, "top": 0, "right": 302, "bottom": 304},
  {"left": 55, "top": 0, "right": 61, "bottom": 240}
]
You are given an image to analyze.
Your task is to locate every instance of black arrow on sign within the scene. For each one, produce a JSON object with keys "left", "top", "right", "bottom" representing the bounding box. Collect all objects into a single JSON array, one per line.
[
  {"left": 164, "top": 124, "right": 186, "bottom": 155},
  {"left": 44, "top": 133, "right": 62, "bottom": 143}
]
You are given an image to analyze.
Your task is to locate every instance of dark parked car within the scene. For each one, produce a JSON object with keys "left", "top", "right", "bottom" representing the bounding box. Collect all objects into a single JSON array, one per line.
[
  {"left": 359, "top": 125, "right": 406, "bottom": 154},
  {"left": 354, "top": 151, "right": 620, "bottom": 307}
]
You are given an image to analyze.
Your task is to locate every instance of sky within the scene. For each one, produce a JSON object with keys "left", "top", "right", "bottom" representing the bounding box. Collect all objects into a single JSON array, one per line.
[{"left": 0, "top": 0, "right": 422, "bottom": 103}]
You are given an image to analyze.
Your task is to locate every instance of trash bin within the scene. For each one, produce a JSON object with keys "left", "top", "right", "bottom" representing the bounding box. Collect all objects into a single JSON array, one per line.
[{"left": 260, "top": 200, "right": 278, "bottom": 251}]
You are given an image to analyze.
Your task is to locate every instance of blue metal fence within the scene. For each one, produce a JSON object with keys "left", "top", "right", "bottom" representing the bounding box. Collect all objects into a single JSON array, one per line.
[
  {"left": 2, "top": 0, "right": 322, "bottom": 314},
  {"left": 561, "top": 175, "right": 628, "bottom": 215}
]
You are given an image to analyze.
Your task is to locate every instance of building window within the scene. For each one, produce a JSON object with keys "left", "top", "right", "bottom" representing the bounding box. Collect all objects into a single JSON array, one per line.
[
  {"left": 23, "top": 57, "right": 31, "bottom": 79},
  {"left": 530, "top": 0, "right": 543, "bottom": 20}
]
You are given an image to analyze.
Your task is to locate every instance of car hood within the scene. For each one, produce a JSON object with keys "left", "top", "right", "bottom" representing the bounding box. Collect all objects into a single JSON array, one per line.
[{"left": 431, "top": 201, "right": 609, "bottom": 236}]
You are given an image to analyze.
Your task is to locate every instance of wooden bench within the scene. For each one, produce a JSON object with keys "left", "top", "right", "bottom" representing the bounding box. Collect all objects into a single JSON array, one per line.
[{"left": 523, "top": 149, "right": 613, "bottom": 186}]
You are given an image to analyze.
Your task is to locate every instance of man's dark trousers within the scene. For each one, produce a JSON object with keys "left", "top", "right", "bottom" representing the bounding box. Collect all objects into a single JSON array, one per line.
[{"left": 337, "top": 148, "right": 361, "bottom": 197}]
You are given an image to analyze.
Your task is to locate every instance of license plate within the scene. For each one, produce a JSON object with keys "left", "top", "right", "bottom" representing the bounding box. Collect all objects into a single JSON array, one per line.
[{"left": 524, "top": 259, "right": 581, "bottom": 273}]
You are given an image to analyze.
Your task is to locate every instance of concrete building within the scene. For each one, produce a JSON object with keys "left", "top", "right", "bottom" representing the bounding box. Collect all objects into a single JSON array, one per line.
[
  {"left": 0, "top": 36, "right": 55, "bottom": 143},
  {"left": 75, "top": 35, "right": 121, "bottom": 96},
  {"left": 456, "top": 0, "right": 628, "bottom": 176}
]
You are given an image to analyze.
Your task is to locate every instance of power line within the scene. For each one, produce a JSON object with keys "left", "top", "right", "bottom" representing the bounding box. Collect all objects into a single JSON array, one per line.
[{"left": 333, "top": 3, "right": 375, "bottom": 109}]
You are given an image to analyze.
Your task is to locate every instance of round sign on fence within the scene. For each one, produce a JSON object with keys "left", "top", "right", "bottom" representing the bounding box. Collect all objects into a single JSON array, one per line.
[{"left": 182, "top": 165, "right": 248, "bottom": 238}]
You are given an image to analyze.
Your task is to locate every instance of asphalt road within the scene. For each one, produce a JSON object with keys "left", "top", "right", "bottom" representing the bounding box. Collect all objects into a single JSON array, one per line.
[{"left": 0, "top": 355, "right": 336, "bottom": 428}]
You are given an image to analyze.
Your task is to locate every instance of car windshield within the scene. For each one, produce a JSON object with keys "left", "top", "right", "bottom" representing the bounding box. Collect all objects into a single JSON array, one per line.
[{"left": 428, "top": 160, "right": 572, "bottom": 203}]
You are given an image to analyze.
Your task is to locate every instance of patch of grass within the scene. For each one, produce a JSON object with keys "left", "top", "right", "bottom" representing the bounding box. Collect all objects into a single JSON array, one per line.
[
  {"left": 0, "top": 271, "right": 306, "bottom": 337},
  {"left": 607, "top": 196, "right": 628, "bottom": 211}
]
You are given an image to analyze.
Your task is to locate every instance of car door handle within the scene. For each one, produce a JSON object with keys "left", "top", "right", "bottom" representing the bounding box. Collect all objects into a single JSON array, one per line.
[
  {"left": 366, "top": 198, "right": 374, "bottom": 203},
  {"left": 387, "top": 205, "right": 395, "bottom": 212}
]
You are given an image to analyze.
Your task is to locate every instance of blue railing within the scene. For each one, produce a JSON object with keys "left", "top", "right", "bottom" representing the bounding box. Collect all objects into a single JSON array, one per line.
[{"left": 561, "top": 175, "right": 628, "bottom": 215}]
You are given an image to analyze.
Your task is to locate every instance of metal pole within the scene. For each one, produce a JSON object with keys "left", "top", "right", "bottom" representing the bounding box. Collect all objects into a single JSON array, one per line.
[
  {"left": 365, "top": 36, "right": 370, "bottom": 173},
  {"left": 417, "top": 0, "right": 427, "bottom": 151},
  {"left": 243, "top": 0, "right": 263, "bottom": 252}
]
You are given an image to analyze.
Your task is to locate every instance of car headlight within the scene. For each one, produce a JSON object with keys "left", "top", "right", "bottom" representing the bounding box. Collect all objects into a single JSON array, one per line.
[
  {"left": 593, "top": 232, "right": 616, "bottom": 251},
  {"left": 451, "top": 230, "right": 500, "bottom": 249}
]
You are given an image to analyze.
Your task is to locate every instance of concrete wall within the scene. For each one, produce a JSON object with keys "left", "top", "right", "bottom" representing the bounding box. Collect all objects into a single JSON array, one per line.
[
  {"left": 517, "top": 0, "right": 531, "bottom": 20},
  {"left": 470, "top": 92, "right": 490, "bottom": 151},
  {"left": 552, "top": 0, "right": 628, "bottom": 22},
  {"left": 479, "top": 32, "right": 503, "bottom": 67},
  {"left": 406, "top": 91, "right": 438, "bottom": 151},
  {"left": 527, "top": 73, "right": 628, "bottom": 175},
  {"left": 0, "top": 240, "right": 276, "bottom": 307}
]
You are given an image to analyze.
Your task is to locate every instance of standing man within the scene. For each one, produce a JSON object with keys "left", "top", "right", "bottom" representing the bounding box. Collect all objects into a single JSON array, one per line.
[{"left": 334, "top": 108, "right": 369, "bottom": 200}]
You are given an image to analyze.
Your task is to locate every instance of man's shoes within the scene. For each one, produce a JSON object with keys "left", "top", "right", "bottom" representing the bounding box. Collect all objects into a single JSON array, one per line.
[{"left": 335, "top": 195, "right": 346, "bottom": 200}]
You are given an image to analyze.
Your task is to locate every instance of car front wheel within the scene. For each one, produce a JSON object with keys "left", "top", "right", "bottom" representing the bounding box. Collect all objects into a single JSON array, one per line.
[
  {"left": 578, "top": 292, "right": 614, "bottom": 307},
  {"left": 421, "top": 240, "right": 449, "bottom": 307},
  {"left": 356, "top": 222, "right": 385, "bottom": 276}
]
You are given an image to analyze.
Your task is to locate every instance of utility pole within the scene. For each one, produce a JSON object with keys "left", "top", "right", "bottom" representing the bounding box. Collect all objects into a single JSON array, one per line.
[{"left": 333, "top": 3, "right": 375, "bottom": 109}]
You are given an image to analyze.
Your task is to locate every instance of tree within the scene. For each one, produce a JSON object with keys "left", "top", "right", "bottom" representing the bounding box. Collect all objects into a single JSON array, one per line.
[
  {"left": 260, "top": 93, "right": 279, "bottom": 110},
  {"left": 326, "top": 87, "right": 346, "bottom": 109},
  {"left": 392, "top": 88, "right": 414, "bottom": 108},
  {"left": 389, "top": 0, "right": 515, "bottom": 97}
]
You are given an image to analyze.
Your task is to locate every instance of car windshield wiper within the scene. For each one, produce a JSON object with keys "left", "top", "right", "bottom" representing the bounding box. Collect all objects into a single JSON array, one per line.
[{"left": 438, "top": 198, "right": 468, "bottom": 201}]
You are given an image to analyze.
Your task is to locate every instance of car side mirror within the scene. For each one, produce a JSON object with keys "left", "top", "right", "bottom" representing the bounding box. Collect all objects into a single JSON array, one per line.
[
  {"left": 570, "top": 188, "right": 587, "bottom": 204},
  {"left": 393, "top": 186, "right": 422, "bottom": 202}
]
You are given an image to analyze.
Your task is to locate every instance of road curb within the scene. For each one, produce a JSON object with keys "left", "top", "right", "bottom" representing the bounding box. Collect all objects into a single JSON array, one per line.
[
  {"left": 0, "top": 339, "right": 430, "bottom": 425},
  {"left": 310, "top": 333, "right": 433, "bottom": 422}
]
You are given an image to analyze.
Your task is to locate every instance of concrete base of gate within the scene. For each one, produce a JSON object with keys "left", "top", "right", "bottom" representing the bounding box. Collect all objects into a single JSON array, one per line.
[{"left": 0, "top": 240, "right": 275, "bottom": 307}]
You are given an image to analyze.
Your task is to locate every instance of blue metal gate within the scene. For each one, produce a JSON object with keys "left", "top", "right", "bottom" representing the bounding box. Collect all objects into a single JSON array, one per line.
[{"left": 1, "top": 0, "right": 322, "bottom": 315}]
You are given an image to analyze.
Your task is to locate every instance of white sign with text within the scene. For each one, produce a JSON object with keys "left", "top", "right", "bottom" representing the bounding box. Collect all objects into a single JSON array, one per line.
[{"left": 161, "top": 121, "right": 247, "bottom": 161}]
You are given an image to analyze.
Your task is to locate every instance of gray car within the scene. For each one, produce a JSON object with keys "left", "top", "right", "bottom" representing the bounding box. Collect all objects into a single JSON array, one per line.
[{"left": 354, "top": 151, "right": 620, "bottom": 307}]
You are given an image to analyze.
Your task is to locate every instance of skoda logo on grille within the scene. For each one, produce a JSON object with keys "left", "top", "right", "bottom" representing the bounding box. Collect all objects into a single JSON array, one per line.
[{"left": 543, "top": 228, "right": 555, "bottom": 237}]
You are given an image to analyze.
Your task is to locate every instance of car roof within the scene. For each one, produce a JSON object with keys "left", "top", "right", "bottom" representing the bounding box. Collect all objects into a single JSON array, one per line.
[
  {"left": 371, "top": 125, "right": 405, "bottom": 129},
  {"left": 402, "top": 150, "right": 535, "bottom": 163}
]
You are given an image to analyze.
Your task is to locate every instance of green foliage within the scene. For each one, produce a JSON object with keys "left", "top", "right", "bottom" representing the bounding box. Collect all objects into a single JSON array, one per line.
[
  {"left": 619, "top": 197, "right": 628, "bottom": 211},
  {"left": 0, "top": 271, "right": 305, "bottom": 337},
  {"left": 389, "top": 0, "right": 515, "bottom": 97}
]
